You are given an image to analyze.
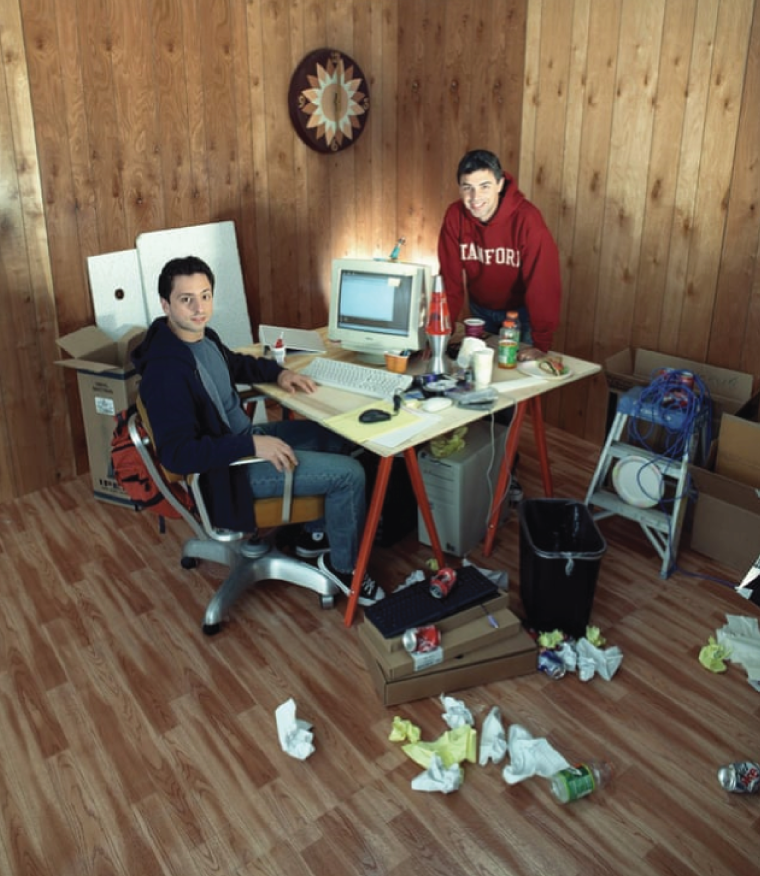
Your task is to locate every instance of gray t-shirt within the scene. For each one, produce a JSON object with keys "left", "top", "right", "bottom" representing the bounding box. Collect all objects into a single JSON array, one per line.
[{"left": 188, "top": 337, "right": 252, "bottom": 436}]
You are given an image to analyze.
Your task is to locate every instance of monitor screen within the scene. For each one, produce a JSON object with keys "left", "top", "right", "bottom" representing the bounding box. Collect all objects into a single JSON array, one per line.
[{"left": 328, "top": 258, "right": 432, "bottom": 364}]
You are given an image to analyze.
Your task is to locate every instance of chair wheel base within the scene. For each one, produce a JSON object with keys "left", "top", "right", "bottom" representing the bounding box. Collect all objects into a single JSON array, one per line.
[
  {"left": 202, "top": 622, "right": 222, "bottom": 636},
  {"left": 181, "top": 556, "right": 199, "bottom": 569},
  {"left": 320, "top": 595, "right": 336, "bottom": 610}
]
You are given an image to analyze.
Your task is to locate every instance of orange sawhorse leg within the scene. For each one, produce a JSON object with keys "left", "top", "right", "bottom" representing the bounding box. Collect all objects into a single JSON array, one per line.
[
  {"left": 483, "top": 395, "right": 554, "bottom": 557},
  {"left": 343, "top": 448, "right": 446, "bottom": 627}
]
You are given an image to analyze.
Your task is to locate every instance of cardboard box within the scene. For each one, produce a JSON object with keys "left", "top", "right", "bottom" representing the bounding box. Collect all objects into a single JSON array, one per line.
[
  {"left": 689, "top": 410, "right": 760, "bottom": 573},
  {"left": 56, "top": 326, "right": 145, "bottom": 506},
  {"left": 361, "top": 592, "right": 513, "bottom": 655},
  {"left": 358, "top": 597, "right": 522, "bottom": 681},
  {"left": 604, "top": 348, "right": 754, "bottom": 437},
  {"left": 358, "top": 628, "right": 537, "bottom": 706}
]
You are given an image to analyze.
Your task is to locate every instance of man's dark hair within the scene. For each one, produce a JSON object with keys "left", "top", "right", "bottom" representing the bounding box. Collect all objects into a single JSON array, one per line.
[
  {"left": 456, "top": 149, "right": 504, "bottom": 183},
  {"left": 158, "top": 256, "right": 215, "bottom": 301}
]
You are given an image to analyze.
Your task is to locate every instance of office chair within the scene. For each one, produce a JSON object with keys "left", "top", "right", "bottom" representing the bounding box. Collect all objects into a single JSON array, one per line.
[{"left": 128, "top": 395, "right": 339, "bottom": 635}]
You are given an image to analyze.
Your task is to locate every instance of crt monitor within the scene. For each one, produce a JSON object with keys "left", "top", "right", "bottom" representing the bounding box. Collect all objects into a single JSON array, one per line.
[{"left": 328, "top": 258, "right": 433, "bottom": 364}]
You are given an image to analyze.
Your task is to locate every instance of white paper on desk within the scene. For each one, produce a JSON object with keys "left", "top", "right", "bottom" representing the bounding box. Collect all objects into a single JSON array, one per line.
[
  {"left": 491, "top": 376, "right": 547, "bottom": 393},
  {"left": 371, "top": 412, "right": 440, "bottom": 448}
]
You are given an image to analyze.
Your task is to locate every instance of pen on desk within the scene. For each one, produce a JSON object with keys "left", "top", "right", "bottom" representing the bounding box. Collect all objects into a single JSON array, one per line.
[{"left": 481, "top": 604, "right": 499, "bottom": 628}]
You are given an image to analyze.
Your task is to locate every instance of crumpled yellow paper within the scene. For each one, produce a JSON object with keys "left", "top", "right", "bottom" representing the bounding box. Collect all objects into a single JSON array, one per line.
[
  {"left": 537, "top": 629, "right": 564, "bottom": 649},
  {"left": 389, "top": 716, "right": 421, "bottom": 744},
  {"left": 429, "top": 426, "right": 468, "bottom": 459},
  {"left": 585, "top": 626, "right": 606, "bottom": 647},
  {"left": 699, "top": 636, "right": 732, "bottom": 672},
  {"left": 402, "top": 724, "right": 478, "bottom": 769}
]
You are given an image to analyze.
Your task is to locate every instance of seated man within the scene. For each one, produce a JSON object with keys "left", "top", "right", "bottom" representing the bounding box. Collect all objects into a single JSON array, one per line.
[{"left": 131, "top": 255, "right": 384, "bottom": 606}]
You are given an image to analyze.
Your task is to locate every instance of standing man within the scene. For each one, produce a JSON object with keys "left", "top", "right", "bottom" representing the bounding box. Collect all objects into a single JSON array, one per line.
[
  {"left": 437, "top": 149, "right": 561, "bottom": 360},
  {"left": 131, "top": 255, "right": 384, "bottom": 607}
]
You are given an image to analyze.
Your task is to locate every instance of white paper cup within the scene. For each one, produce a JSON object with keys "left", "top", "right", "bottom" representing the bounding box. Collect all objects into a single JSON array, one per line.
[{"left": 472, "top": 348, "right": 495, "bottom": 387}]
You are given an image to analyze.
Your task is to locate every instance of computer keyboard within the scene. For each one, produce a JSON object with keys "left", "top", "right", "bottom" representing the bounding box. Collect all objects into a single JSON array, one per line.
[{"left": 301, "top": 357, "right": 413, "bottom": 399}]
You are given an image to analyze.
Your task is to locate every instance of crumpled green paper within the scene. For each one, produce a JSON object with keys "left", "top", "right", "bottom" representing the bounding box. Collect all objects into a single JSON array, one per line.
[
  {"left": 585, "top": 626, "right": 606, "bottom": 647},
  {"left": 389, "top": 716, "right": 421, "bottom": 744},
  {"left": 699, "top": 636, "right": 732, "bottom": 672},
  {"left": 429, "top": 426, "right": 468, "bottom": 459},
  {"left": 402, "top": 724, "right": 478, "bottom": 769}
]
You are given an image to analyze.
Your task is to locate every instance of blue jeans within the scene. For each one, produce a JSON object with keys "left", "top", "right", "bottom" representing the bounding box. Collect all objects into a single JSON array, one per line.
[
  {"left": 469, "top": 301, "right": 533, "bottom": 345},
  {"left": 248, "top": 419, "right": 365, "bottom": 574}
]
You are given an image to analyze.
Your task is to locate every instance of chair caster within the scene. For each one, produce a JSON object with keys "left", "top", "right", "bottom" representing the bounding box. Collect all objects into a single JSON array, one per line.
[
  {"left": 202, "top": 622, "right": 222, "bottom": 636},
  {"left": 181, "top": 556, "right": 199, "bottom": 570},
  {"left": 320, "top": 594, "right": 336, "bottom": 610}
]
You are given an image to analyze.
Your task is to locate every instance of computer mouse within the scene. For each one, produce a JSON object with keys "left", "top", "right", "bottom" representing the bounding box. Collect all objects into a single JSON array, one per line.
[
  {"left": 359, "top": 408, "right": 392, "bottom": 424},
  {"left": 421, "top": 396, "right": 453, "bottom": 413}
]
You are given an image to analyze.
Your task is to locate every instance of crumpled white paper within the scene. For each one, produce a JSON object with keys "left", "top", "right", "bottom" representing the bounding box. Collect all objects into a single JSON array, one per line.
[
  {"left": 457, "top": 337, "right": 487, "bottom": 369},
  {"left": 479, "top": 706, "right": 508, "bottom": 766},
  {"left": 275, "top": 698, "right": 315, "bottom": 760},
  {"left": 462, "top": 558, "right": 509, "bottom": 591},
  {"left": 715, "top": 615, "right": 760, "bottom": 692},
  {"left": 411, "top": 753, "right": 463, "bottom": 794},
  {"left": 440, "top": 695, "right": 474, "bottom": 729},
  {"left": 501, "top": 724, "right": 570, "bottom": 785},
  {"left": 575, "top": 638, "right": 624, "bottom": 682}
]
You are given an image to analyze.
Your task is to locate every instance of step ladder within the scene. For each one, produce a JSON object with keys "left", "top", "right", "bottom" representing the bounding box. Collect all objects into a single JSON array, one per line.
[{"left": 585, "top": 386, "right": 707, "bottom": 578}]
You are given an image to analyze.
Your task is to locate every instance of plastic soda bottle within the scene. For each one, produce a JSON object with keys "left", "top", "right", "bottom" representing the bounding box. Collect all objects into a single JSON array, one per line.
[
  {"left": 506, "top": 310, "right": 522, "bottom": 341},
  {"left": 549, "top": 761, "right": 612, "bottom": 803},
  {"left": 717, "top": 761, "right": 760, "bottom": 793},
  {"left": 498, "top": 320, "right": 518, "bottom": 369}
]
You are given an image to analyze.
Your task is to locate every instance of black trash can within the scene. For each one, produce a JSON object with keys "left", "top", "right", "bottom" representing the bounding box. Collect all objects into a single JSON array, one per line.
[{"left": 519, "top": 499, "right": 607, "bottom": 638}]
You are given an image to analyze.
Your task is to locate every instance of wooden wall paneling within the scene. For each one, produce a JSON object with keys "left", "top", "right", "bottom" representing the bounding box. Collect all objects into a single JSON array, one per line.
[
  {"left": 111, "top": 0, "right": 166, "bottom": 243},
  {"left": 518, "top": 0, "right": 540, "bottom": 202},
  {"left": 262, "top": 0, "right": 302, "bottom": 328},
  {"left": 352, "top": 1, "right": 375, "bottom": 264},
  {"left": 180, "top": 0, "right": 213, "bottom": 227},
  {"left": 594, "top": 1, "right": 664, "bottom": 364},
  {"left": 78, "top": 0, "right": 129, "bottom": 255},
  {"left": 152, "top": 0, "right": 198, "bottom": 232},
  {"left": 246, "top": 0, "right": 273, "bottom": 327},
  {"left": 377, "top": 1, "right": 399, "bottom": 270},
  {"left": 417, "top": 0, "right": 446, "bottom": 263},
  {"left": 710, "top": 9, "right": 760, "bottom": 372},
  {"left": 493, "top": 0, "right": 527, "bottom": 173},
  {"left": 631, "top": 0, "right": 696, "bottom": 355},
  {"left": 198, "top": 0, "right": 241, "bottom": 224},
  {"left": 297, "top": 1, "right": 331, "bottom": 327},
  {"left": 676, "top": 0, "right": 753, "bottom": 362},
  {"left": 524, "top": 0, "right": 573, "bottom": 429},
  {"left": 230, "top": 0, "right": 258, "bottom": 327},
  {"left": 0, "top": 0, "right": 61, "bottom": 498},
  {"left": 550, "top": 0, "right": 590, "bottom": 437},
  {"left": 659, "top": 0, "right": 719, "bottom": 354}
]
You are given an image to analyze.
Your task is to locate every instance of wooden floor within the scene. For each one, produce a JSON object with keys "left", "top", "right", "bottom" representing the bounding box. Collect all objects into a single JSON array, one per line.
[{"left": 1, "top": 422, "right": 758, "bottom": 876}]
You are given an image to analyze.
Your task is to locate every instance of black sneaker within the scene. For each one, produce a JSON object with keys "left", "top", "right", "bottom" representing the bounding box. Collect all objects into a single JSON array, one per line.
[
  {"left": 295, "top": 530, "right": 330, "bottom": 558},
  {"left": 508, "top": 475, "right": 524, "bottom": 505},
  {"left": 317, "top": 554, "right": 386, "bottom": 607}
]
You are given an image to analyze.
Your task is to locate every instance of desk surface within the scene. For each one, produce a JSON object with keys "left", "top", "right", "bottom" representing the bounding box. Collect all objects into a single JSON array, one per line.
[{"left": 242, "top": 334, "right": 601, "bottom": 457}]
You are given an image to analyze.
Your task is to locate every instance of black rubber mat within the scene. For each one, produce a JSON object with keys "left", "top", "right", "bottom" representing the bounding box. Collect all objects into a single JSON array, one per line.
[{"left": 364, "top": 565, "right": 499, "bottom": 638}]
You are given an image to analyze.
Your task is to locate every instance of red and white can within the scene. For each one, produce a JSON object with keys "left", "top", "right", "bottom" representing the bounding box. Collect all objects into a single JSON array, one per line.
[
  {"left": 403, "top": 625, "right": 441, "bottom": 653},
  {"left": 430, "top": 567, "right": 457, "bottom": 599}
]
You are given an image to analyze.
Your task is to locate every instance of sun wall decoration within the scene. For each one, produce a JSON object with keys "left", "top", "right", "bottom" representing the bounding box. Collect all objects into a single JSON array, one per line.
[{"left": 288, "top": 48, "right": 370, "bottom": 153}]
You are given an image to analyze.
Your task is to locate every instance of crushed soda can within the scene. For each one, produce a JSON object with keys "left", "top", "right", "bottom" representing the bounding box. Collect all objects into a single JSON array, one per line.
[
  {"left": 538, "top": 648, "right": 566, "bottom": 679},
  {"left": 717, "top": 761, "right": 760, "bottom": 793},
  {"left": 403, "top": 625, "right": 441, "bottom": 654},
  {"left": 430, "top": 567, "right": 457, "bottom": 599}
]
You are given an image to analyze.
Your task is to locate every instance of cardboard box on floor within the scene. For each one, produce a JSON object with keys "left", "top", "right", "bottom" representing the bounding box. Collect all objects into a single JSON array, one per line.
[
  {"left": 56, "top": 326, "right": 145, "bottom": 506},
  {"left": 689, "top": 408, "right": 760, "bottom": 573},
  {"left": 358, "top": 627, "right": 537, "bottom": 706},
  {"left": 604, "top": 348, "right": 754, "bottom": 439},
  {"left": 359, "top": 594, "right": 522, "bottom": 681}
]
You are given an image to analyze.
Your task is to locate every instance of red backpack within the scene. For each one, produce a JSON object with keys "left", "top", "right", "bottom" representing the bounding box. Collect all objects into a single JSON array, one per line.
[{"left": 110, "top": 406, "right": 196, "bottom": 524}]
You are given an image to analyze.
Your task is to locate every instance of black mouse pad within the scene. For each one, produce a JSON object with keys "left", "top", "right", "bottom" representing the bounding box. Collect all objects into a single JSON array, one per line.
[{"left": 364, "top": 565, "right": 499, "bottom": 638}]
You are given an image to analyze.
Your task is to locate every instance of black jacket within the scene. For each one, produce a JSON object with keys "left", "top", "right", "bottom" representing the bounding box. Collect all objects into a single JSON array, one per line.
[{"left": 131, "top": 318, "right": 283, "bottom": 531}]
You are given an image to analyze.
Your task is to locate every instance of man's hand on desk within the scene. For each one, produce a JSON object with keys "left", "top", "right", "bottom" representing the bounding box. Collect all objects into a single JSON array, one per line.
[{"left": 277, "top": 369, "right": 317, "bottom": 394}]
